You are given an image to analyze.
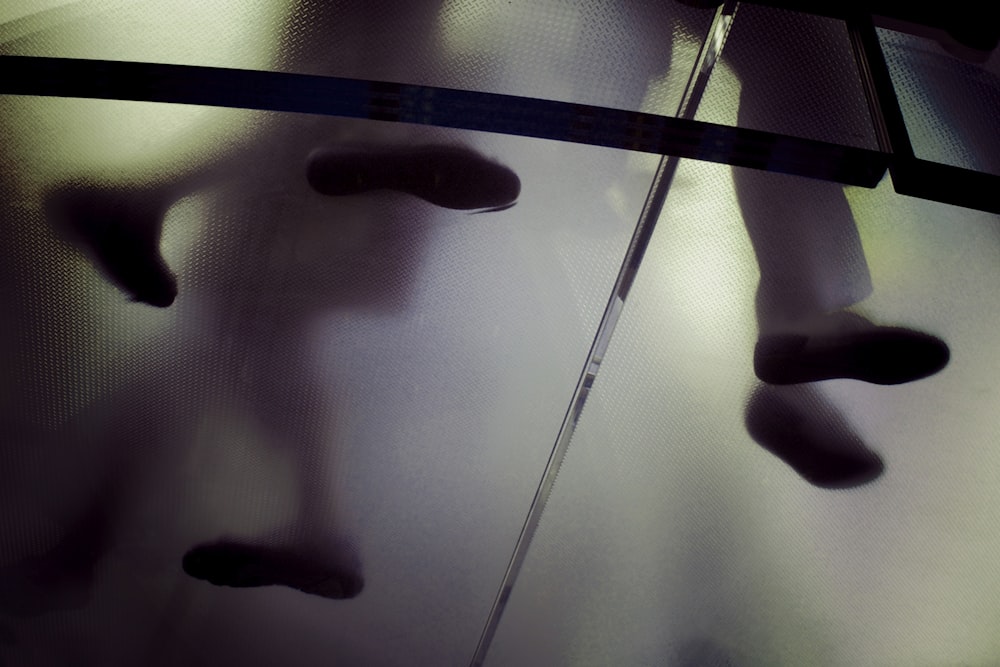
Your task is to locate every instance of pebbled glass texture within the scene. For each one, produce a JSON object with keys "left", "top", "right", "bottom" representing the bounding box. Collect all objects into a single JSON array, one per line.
[
  {"left": 485, "top": 158, "right": 1000, "bottom": 666},
  {"left": 878, "top": 27, "right": 1000, "bottom": 176},
  {"left": 8, "top": 2, "right": 997, "bottom": 666},
  {"left": 696, "top": 4, "right": 878, "bottom": 149},
  {"left": 1, "top": 0, "right": 715, "bottom": 114},
  {"left": 0, "top": 93, "right": 659, "bottom": 665}
]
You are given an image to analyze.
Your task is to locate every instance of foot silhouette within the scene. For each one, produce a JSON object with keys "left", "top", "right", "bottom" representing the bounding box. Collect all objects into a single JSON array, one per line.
[
  {"left": 306, "top": 144, "right": 520, "bottom": 211},
  {"left": 754, "top": 312, "right": 949, "bottom": 385},
  {"left": 182, "top": 540, "right": 363, "bottom": 600},
  {"left": 745, "top": 384, "right": 884, "bottom": 489},
  {"left": 45, "top": 185, "right": 177, "bottom": 307}
]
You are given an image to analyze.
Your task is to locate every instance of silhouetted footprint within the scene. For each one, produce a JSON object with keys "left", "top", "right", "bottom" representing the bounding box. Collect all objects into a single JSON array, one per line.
[
  {"left": 45, "top": 184, "right": 177, "bottom": 307},
  {"left": 306, "top": 144, "right": 520, "bottom": 211},
  {"left": 182, "top": 540, "right": 363, "bottom": 600},
  {"left": 745, "top": 384, "right": 884, "bottom": 489},
  {"left": 754, "top": 313, "right": 949, "bottom": 386}
]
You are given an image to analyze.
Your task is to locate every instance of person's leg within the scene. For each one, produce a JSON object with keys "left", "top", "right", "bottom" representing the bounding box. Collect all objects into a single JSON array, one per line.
[
  {"left": 728, "top": 6, "right": 949, "bottom": 386},
  {"left": 734, "top": 167, "right": 873, "bottom": 338},
  {"left": 735, "top": 166, "right": 949, "bottom": 386},
  {"left": 724, "top": 7, "right": 948, "bottom": 486},
  {"left": 182, "top": 333, "right": 365, "bottom": 601}
]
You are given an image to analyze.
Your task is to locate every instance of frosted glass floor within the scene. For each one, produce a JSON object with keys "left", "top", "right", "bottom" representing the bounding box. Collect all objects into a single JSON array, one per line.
[
  {"left": 0, "top": 99, "right": 659, "bottom": 666},
  {"left": 485, "top": 159, "right": 1000, "bottom": 666},
  {"left": 5, "top": 4, "right": 1000, "bottom": 666},
  {"left": 695, "top": 4, "right": 878, "bottom": 150}
]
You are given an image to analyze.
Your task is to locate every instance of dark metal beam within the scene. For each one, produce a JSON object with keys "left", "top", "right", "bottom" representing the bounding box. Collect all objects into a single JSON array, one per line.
[{"left": 0, "top": 55, "right": 888, "bottom": 188}]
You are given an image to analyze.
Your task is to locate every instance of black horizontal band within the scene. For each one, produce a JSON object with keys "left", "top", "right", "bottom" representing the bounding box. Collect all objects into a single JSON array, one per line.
[{"left": 0, "top": 55, "right": 888, "bottom": 187}]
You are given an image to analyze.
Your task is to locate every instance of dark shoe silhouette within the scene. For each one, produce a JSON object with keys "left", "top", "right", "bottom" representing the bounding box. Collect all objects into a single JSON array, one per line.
[
  {"left": 745, "top": 384, "right": 884, "bottom": 489},
  {"left": 754, "top": 313, "right": 949, "bottom": 385},
  {"left": 45, "top": 185, "right": 177, "bottom": 307},
  {"left": 306, "top": 145, "right": 520, "bottom": 211},
  {"left": 182, "top": 541, "right": 363, "bottom": 600}
]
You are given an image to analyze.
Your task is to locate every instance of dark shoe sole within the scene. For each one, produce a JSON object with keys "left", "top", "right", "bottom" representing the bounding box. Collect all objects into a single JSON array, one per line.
[
  {"left": 745, "top": 384, "right": 884, "bottom": 489},
  {"left": 306, "top": 145, "right": 520, "bottom": 211},
  {"left": 754, "top": 327, "right": 949, "bottom": 385},
  {"left": 183, "top": 541, "right": 363, "bottom": 600}
]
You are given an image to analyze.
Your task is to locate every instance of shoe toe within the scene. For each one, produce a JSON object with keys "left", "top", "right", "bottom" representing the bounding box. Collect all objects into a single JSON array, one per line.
[{"left": 745, "top": 385, "right": 884, "bottom": 489}]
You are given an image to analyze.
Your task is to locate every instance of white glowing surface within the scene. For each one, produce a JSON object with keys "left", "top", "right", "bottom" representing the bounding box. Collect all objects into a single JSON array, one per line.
[{"left": 487, "top": 158, "right": 1000, "bottom": 666}]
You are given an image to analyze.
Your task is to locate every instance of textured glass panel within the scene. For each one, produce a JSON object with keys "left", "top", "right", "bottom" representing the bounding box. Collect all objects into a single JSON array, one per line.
[
  {"left": 1, "top": 0, "right": 715, "bottom": 114},
  {"left": 486, "top": 159, "right": 1000, "bottom": 666},
  {"left": 696, "top": 4, "right": 878, "bottom": 149},
  {"left": 878, "top": 27, "right": 1000, "bottom": 176},
  {"left": 0, "top": 93, "right": 659, "bottom": 665}
]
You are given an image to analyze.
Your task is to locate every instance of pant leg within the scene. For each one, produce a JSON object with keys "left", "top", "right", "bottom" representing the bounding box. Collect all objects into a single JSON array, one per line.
[{"left": 726, "top": 7, "right": 874, "bottom": 334}]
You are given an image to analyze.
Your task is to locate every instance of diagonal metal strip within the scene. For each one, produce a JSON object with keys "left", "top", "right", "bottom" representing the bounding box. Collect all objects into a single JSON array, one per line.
[{"left": 468, "top": 4, "right": 740, "bottom": 665}]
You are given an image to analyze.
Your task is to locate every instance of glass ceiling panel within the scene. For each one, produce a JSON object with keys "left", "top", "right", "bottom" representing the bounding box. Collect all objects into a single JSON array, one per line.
[{"left": 0, "top": 94, "right": 657, "bottom": 666}]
